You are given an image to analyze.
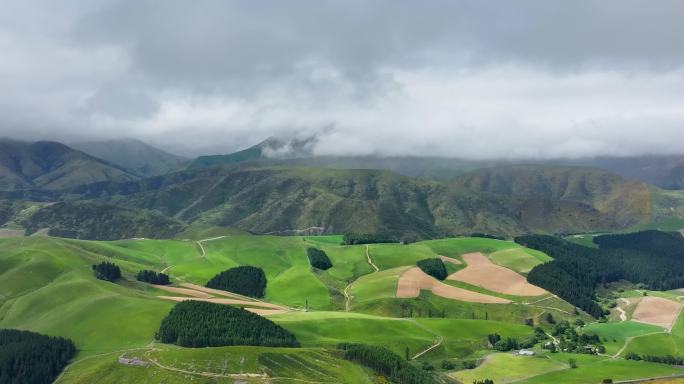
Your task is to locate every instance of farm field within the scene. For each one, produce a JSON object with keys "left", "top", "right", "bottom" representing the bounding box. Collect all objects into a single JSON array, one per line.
[
  {"left": 447, "top": 252, "right": 547, "bottom": 296},
  {"left": 584, "top": 321, "right": 664, "bottom": 355},
  {"left": 450, "top": 353, "right": 567, "bottom": 384},
  {"left": 632, "top": 296, "right": 683, "bottom": 330},
  {"left": 3, "top": 232, "right": 683, "bottom": 383}
]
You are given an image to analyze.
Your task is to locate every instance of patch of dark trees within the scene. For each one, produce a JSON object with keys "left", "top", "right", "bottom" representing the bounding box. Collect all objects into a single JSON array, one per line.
[
  {"left": 342, "top": 233, "right": 397, "bottom": 245},
  {"left": 626, "top": 352, "right": 684, "bottom": 365},
  {"left": 0, "top": 329, "right": 76, "bottom": 384},
  {"left": 307, "top": 248, "right": 332, "bottom": 270},
  {"left": 205, "top": 266, "right": 266, "bottom": 298},
  {"left": 486, "top": 333, "right": 538, "bottom": 351},
  {"left": 92, "top": 261, "right": 121, "bottom": 282},
  {"left": 473, "top": 380, "right": 495, "bottom": 384},
  {"left": 550, "top": 321, "right": 604, "bottom": 354},
  {"left": 471, "top": 233, "right": 506, "bottom": 241},
  {"left": 155, "top": 300, "right": 299, "bottom": 348},
  {"left": 136, "top": 270, "right": 170, "bottom": 285},
  {"left": 336, "top": 343, "right": 435, "bottom": 384},
  {"left": 416, "top": 258, "right": 448, "bottom": 280},
  {"left": 515, "top": 230, "right": 684, "bottom": 318}
]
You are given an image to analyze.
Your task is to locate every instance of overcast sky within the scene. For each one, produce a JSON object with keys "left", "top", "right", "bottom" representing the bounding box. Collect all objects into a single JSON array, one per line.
[{"left": 2, "top": 0, "right": 684, "bottom": 158}]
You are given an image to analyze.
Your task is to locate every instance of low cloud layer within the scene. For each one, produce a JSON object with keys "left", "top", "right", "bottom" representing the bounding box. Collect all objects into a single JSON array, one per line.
[{"left": 2, "top": 0, "right": 684, "bottom": 158}]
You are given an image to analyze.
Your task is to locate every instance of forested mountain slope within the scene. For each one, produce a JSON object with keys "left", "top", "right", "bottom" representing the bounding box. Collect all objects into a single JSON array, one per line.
[{"left": 60, "top": 165, "right": 683, "bottom": 238}]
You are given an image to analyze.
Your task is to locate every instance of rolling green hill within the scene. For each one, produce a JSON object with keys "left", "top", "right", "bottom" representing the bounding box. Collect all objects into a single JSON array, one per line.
[
  {"left": 0, "top": 139, "right": 138, "bottom": 191},
  {"left": 2, "top": 233, "right": 679, "bottom": 383}
]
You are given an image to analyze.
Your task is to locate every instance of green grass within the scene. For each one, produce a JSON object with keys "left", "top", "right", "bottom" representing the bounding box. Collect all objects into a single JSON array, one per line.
[
  {"left": 0, "top": 234, "right": 583, "bottom": 383},
  {"left": 451, "top": 353, "right": 566, "bottom": 384},
  {"left": 519, "top": 353, "right": 682, "bottom": 384},
  {"left": 488, "top": 248, "right": 551, "bottom": 274},
  {"left": 422, "top": 237, "right": 520, "bottom": 257},
  {"left": 304, "top": 235, "right": 344, "bottom": 245},
  {"left": 168, "top": 235, "right": 331, "bottom": 309},
  {"left": 0, "top": 237, "right": 173, "bottom": 357},
  {"left": 272, "top": 311, "right": 436, "bottom": 357},
  {"left": 584, "top": 321, "right": 665, "bottom": 355},
  {"left": 349, "top": 266, "right": 409, "bottom": 307},
  {"left": 367, "top": 242, "right": 441, "bottom": 270},
  {"left": 412, "top": 318, "right": 534, "bottom": 359},
  {"left": 58, "top": 346, "right": 373, "bottom": 384}
]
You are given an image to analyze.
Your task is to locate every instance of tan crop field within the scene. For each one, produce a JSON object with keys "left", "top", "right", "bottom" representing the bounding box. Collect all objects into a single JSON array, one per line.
[
  {"left": 447, "top": 252, "right": 547, "bottom": 297},
  {"left": 396, "top": 267, "right": 510, "bottom": 304},
  {"left": 632, "top": 296, "right": 683, "bottom": 330}
]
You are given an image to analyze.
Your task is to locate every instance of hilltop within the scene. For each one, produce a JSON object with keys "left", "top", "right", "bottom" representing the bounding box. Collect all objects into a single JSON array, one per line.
[
  {"left": 0, "top": 139, "right": 137, "bottom": 190},
  {"left": 71, "top": 138, "right": 188, "bottom": 177}
]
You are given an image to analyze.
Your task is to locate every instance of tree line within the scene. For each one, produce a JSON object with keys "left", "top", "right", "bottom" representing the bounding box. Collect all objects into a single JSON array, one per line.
[
  {"left": 136, "top": 270, "right": 170, "bottom": 285},
  {"left": 336, "top": 343, "right": 435, "bottom": 384},
  {"left": 515, "top": 231, "right": 684, "bottom": 317},
  {"left": 342, "top": 233, "right": 397, "bottom": 245},
  {"left": 307, "top": 248, "right": 333, "bottom": 270},
  {"left": 0, "top": 329, "right": 76, "bottom": 384},
  {"left": 471, "top": 233, "right": 505, "bottom": 241},
  {"left": 92, "top": 261, "right": 121, "bottom": 282},
  {"left": 416, "top": 258, "right": 448, "bottom": 280},
  {"left": 206, "top": 266, "right": 267, "bottom": 298},
  {"left": 626, "top": 352, "right": 684, "bottom": 365},
  {"left": 156, "top": 301, "right": 299, "bottom": 348}
]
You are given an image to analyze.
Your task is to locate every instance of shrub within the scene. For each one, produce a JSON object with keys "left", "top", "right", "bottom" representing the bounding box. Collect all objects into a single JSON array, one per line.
[
  {"left": 156, "top": 301, "right": 299, "bottom": 348},
  {"left": 306, "top": 248, "right": 333, "bottom": 270},
  {"left": 416, "top": 258, "right": 448, "bottom": 280},
  {"left": 92, "top": 261, "right": 121, "bottom": 282},
  {"left": 206, "top": 266, "right": 266, "bottom": 298},
  {"left": 0, "top": 329, "right": 76, "bottom": 384},
  {"left": 136, "top": 270, "right": 170, "bottom": 285}
]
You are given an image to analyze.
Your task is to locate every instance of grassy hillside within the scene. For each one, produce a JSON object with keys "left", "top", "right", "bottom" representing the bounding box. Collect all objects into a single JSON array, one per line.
[
  {"left": 2, "top": 233, "right": 680, "bottom": 383},
  {"left": 58, "top": 164, "right": 684, "bottom": 238},
  {"left": 0, "top": 139, "right": 137, "bottom": 190}
]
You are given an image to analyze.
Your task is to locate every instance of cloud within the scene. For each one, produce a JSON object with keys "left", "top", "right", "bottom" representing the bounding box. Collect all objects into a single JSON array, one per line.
[{"left": 1, "top": 0, "right": 684, "bottom": 158}]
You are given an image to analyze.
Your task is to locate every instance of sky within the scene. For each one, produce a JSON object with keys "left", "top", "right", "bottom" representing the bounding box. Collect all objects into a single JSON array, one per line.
[{"left": 2, "top": 0, "right": 684, "bottom": 158}]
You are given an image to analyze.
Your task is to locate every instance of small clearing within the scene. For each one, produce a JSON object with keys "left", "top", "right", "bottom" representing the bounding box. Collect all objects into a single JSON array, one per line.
[
  {"left": 632, "top": 296, "right": 683, "bottom": 331},
  {"left": 448, "top": 252, "right": 547, "bottom": 297},
  {"left": 396, "top": 267, "right": 510, "bottom": 304}
]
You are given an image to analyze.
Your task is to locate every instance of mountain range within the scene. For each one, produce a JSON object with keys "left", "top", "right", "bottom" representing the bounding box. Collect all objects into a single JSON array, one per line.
[{"left": 1, "top": 137, "right": 684, "bottom": 240}]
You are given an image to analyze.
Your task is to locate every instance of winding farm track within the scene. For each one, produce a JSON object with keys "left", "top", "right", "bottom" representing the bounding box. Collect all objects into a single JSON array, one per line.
[
  {"left": 343, "top": 245, "right": 379, "bottom": 311},
  {"left": 195, "top": 235, "right": 228, "bottom": 258},
  {"left": 365, "top": 245, "right": 379, "bottom": 272},
  {"left": 408, "top": 319, "right": 444, "bottom": 360}
]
